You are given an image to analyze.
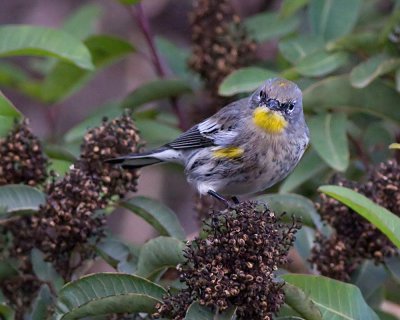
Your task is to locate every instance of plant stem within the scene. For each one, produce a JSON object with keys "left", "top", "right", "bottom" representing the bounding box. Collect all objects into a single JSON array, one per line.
[{"left": 128, "top": 3, "right": 187, "bottom": 130}]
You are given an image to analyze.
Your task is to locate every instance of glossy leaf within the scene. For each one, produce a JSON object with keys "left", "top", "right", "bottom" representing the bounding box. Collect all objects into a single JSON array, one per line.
[
  {"left": 278, "top": 36, "right": 324, "bottom": 64},
  {"left": 283, "top": 274, "right": 379, "bottom": 320},
  {"left": 120, "top": 196, "right": 185, "bottom": 240},
  {"left": 185, "top": 302, "right": 237, "bottom": 320},
  {"left": 280, "top": 0, "right": 309, "bottom": 18},
  {"left": 294, "top": 226, "right": 316, "bottom": 264},
  {"left": 303, "top": 75, "right": 400, "bottom": 124},
  {"left": 319, "top": 185, "right": 400, "bottom": 248},
  {"left": 97, "top": 235, "right": 140, "bottom": 273},
  {"left": 309, "top": 113, "right": 349, "bottom": 171},
  {"left": 279, "top": 150, "right": 328, "bottom": 193},
  {"left": 296, "top": 51, "right": 348, "bottom": 77},
  {"left": 137, "top": 236, "right": 185, "bottom": 278},
  {"left": 62, "top": 4, "right": 103, "bottom": 40},
  {"left": 0, "top": 304, "right": 14, "bottom": 320},
  {"left": 350, "top": 54, "right": 400, "bottom": 88},
  {"left": 135, "top": 118, "right": 181, "bottom": 147},
  {"left": 351, "top": 261, "right": 389, "bottom": 302},
  {"left": 326, "top": 32, "right": 378, "bottom": 53},
  {"left": 245, "top": 12, "right": 300, "bottom": 42},
  {"left": 155, "top": 36, "right": 192, "bottom": 82},
  {"left": 42, "top": 35, "right": 134, "bottom": 103},
  {"left": 0, "top": 91, "right": 22, "bottom": 137},
  {"left": 255, "top": 193, "right": 322, "bottom": 229},
  {"left": 31, "top": 248, "right": 64, "bottom": 291},
  {"left": 218, "top": 67, "right": 277, "bottom": 96},
  {"left": 308, "top": 0, "right": 362, "bottom": 41},
  {"left": 122, "top": 79, "right": 192, "bottom": 110},
  {"left": 0, "top": 25, "right": 93, "bottom": 69},
  {"left": 0, "top": 185, "right": 46, "bottom": 216},
  {"left": 283, "top": 283, "right": 322, "bottom": 320},
  {"left": 30, "top": 285, "right": 52, "bottom": 320},
  {"left": 385, "top": 255, "right": 400, "bottom": 282},
  {"left": 64, "top": 102, "right": 121, "bottom": 143},
  {"left": 57, "top": 273, "right": 166, "bottom": 319}
]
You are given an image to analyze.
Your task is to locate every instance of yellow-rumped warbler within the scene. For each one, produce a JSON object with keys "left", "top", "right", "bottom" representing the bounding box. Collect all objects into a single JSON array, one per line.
[{"left": 107, "top": 78, "right": 309, "bottom": 203}]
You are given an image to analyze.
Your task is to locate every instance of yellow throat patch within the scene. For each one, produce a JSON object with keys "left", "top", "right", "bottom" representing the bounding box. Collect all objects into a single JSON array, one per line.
[
  {"left": 213, "top": 147, "right": 244, "bottom": 159},
  {"left": 252, "top": 107, "right": 287, "bottom": 134}
]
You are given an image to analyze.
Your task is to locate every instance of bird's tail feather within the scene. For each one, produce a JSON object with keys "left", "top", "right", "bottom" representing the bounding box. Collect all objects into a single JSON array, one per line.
[{"left": 105, "top": 152, "right": 163, "bottom": 169}]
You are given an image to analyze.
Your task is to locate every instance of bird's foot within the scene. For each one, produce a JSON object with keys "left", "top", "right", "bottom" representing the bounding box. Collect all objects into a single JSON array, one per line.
[{"left": 207, "top": 190, "right": 240, "bottom": 207}]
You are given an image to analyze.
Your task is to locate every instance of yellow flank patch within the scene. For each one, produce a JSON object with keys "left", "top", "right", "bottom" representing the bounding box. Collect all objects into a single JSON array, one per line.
[
  {"left": 213, "top": 147, "right": 244, "bottom": 159},
  {"left": 252, "top": 107, "right": 287, "bottom": 134}
]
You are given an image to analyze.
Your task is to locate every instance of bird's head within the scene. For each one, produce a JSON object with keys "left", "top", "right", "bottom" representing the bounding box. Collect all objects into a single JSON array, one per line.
[{"left": 249, "top": 78, "right": 303, "bottom": 134}]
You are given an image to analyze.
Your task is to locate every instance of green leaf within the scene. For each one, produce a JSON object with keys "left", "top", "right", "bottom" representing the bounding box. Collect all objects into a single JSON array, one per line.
[
  {"left": 283, "top": 274, "right": 379, "bottom": 320},
  {"left": 118, "top": 0, "right": 141, "bottom": 4},
  {"left": 62, "top": 4, "right": 103, "bottom": 40},
  {"left": 155, "top": 36, "right": 192, "bottom": 82},
  {"left": 120, "top": 196, "right": 185, "bottom": 240},
  {"left": 255, "top": 193, "right": 322, "bottom": 229},
  {"left": 326, "top": 32, "right": 378, "bottom": 53},
  {"left": 295, "top": 51, "right": 348, "bottom": 77},
  {"left": 245, "top": 12, "right": 300, "bottom": 42},
  {"left": 350, "top": 54, "right": 400, "bottom": 88},
  {"left": 294, "top": 226, "right": 316, "bottom": 264},
  {"left": 184, "top": 302, "right": 237, "bottom": 320},
  {"left": 185, "top": 302, "right": 214, "bottom": 320},
  {"left": 0, "top": 304, "right": 14, "bottom": 320},
  {"left": 279, "top": 150, "right": 328, "bottom": 193},
  {"left": 318, "top": 185, "right": 400, "bottom": 249},
  {"left": 280, "top": 0, "right": 310, "bottom": 18},
  {"left": 97, "top": 235, "right": 139, "bottom": 273},
  {"left": 30, "top": 285, "right": 53, "bottom": 320},
  {"left": 283, "top": 283, "right": 322, "bottom": 320},
  {"left": 308, "top": 0, "right": 362, "bottom": 42},
  {"left": 137, "top": 236, "right": 185, "bottom": 279},
  {"left": 303, "top": 75, "right": 400, "bottom": 125},
  {"left": 0, "top": 185, "right": 46, "bottom": 216},
  {"left": 278, "top": 36, "right": 324, "bottom": 64},
  {"left": 385, "top": 255, "right": 400, "bottom": 282},
  {"left": 0, "top": 260, "right": 18, "bottom": 281},
  {"left": 351, "top": 261, "right": 389, "bottom": 302},
  {"left": 0, "top": 91, "right": 22, "bottom": 137},
  {"left": 64, "top": 102, "right": 121, "bottom": 143},
  {"left": 0, "top": 25, "right": 93, "bottom": 69},
  {"left": 308, "top": 113, "right": 349, "bottom": 171},
  {"left": 135, "top": 118, "right": 181, "bottom": 147},
  {"left": 374, "top": 310, "right": 399, "bottom": 320},
  {"left": 31, "top": 248, "right": 64, "bottom": 292},
  {"left": 41, "top": 35, "right": 134, "bottom": 103},
  {"left": 57, "top": 273, "right": 166, "bottom": 319},
  {"left": 122, "top": 79, "right": 192, "bottom": 110},
  {"left": 218, "top": 67, "right": 278, "bottom": 96}
]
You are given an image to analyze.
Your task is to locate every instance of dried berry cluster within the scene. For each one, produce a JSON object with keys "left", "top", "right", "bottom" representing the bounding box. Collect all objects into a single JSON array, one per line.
[
  {"left": 0, "top": 120, "right": 48, "bottom": 186},
  {"left": 156, "top": 201, "right": 301, "bottom": 320},
  {"left": 1, "top": 114, "right": 141, "bottom": 314},
  {"left": 310, "top": 160, "right": 400, "bottom": 281},
  {"left": 14, "top": 114, "right": 141, "bottom": 277},
  {"left": 188, "top": 0, "right": 256, "bottom": 101},
  {"left": 80, "top": 114, "right": 141, "bottom": 198}
]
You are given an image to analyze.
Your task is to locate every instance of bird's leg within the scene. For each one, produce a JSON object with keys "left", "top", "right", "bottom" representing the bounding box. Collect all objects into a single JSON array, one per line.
[
  {"left": 231, "top": 196, "right": 240, "bottom": 204},
  {"left": 207, "top": 190, "right": 230, "bottom": 206}
]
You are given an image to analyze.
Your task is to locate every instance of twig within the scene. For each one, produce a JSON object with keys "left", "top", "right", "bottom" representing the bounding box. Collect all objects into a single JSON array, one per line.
[{"left": 128, "top": 3, "right": 187, "bottom": 130}]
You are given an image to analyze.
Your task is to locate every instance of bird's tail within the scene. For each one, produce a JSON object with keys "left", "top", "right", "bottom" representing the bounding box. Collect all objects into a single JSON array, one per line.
[{"left": 105, "top": 150, "right": 164, "bottom": 169}]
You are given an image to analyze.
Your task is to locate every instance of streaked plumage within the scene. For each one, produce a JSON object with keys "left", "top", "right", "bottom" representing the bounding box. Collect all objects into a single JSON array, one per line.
[{"left": 107, "top": 78, "right": 309, "bottom": 197}]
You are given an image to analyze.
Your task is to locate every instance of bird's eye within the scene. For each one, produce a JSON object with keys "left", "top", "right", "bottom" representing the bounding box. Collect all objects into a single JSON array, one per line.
[
  {"left": 286, "top": 102, "right": 295, "bottom": 113},
  {"left": 259, "top": 90, "right": 266, "bottom": 101}
]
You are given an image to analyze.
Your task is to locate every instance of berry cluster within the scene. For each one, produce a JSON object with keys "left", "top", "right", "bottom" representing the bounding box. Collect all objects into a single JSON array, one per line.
[{"left": 156, "top": 201, "right": 301, "bottom": 320}]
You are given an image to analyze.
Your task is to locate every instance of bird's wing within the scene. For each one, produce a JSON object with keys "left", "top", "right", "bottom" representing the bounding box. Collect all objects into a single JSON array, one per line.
[{"left": 166, "top": 112, "right": 239, "bottom": 150}]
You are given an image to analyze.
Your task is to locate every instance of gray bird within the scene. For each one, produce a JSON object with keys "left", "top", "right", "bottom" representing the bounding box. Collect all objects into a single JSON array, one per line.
[{"left": 107, "top": 78, "right": 309, "bottom": 203}]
